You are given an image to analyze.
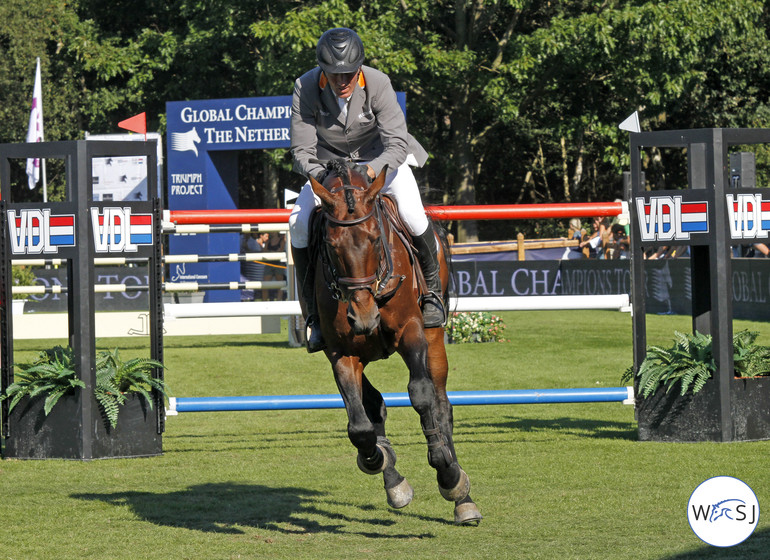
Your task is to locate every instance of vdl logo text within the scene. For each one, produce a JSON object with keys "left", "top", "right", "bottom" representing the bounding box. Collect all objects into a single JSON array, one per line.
[
  {"left": 727, "top": 193, "right": 770, "bottom": 240},
  {"left": 91, "top": 207, "right": 153, "bottom": 253},
  {"left": 7, "top": 209, "right": 75, "bottom": 255},
  {"left": 635, "top": 196, "right": 709, "bottom": 242}
]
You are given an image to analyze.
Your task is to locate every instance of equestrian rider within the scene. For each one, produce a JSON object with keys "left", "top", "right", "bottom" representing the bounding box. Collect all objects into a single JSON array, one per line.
[{"left": 289, "top": 27, "right": 445, "bottom": 352}]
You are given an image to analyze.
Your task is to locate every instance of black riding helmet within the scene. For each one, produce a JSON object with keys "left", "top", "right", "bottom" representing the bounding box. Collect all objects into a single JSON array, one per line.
[{"left": 316, "top": 28, "right": 364, "bottom": 74}]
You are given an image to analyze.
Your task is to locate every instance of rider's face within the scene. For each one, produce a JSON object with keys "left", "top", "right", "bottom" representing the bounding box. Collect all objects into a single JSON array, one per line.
[{"left": 326, "top": 69, "right": 360, "bottom": 99}]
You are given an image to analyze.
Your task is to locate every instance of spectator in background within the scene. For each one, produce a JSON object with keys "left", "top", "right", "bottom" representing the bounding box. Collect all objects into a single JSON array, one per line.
[
  {"left": 735, "top": 242, "right": 770, "bottom": 258},
  {"left": 646, "top": 246, "right": 686, "bottom": 259},
  {"left": 241, "top": 232, "right": 270, "bottom": 299},
  {"left": 568, "top": 218, "right": 583, "bottom": 241},
  {"left": 754, "top": 243, "right": 770, "bottom": 257},
  {"left": 561, "top": 218, "right": 586, "bottom": 260},
  {"left": 607, "top": 223, "right": 630, "bottom": 259},
  {"left": 263, "top": 232, "right": 287, "bottom": 300},
  {"left": 579, "top": 216, "right": 610, "bottom": 258}
]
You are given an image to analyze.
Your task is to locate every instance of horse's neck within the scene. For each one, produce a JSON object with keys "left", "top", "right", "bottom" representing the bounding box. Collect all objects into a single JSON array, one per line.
[{"left": 380, "top": 195, "right": 407, "bottom": 245}]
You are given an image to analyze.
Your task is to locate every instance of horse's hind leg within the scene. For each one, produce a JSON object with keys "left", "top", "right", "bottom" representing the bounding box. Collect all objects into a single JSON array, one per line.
[
  {"left": 361, "top": 374, "right": 413, "bottom": 509},
  {"left": 405, "top": 326, "right": 482, "bottom": 525}
]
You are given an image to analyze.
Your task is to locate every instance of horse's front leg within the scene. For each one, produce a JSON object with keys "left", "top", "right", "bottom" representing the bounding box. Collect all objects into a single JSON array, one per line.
[
  {"left": 330, "top": 353, "right": 392, "bottom": 476},
  {"left": 361, "top": 374, "right": 414, "bottom": 509}
]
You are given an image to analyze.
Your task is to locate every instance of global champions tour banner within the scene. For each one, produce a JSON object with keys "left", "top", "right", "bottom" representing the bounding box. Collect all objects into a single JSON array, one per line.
[
  {"left": 165, "top": 94, "right": 406, "bottom": 302},
  {"left": 450, "top": 258, "right": 770, "bottom": 322},
  {"left": 166, "top": 96, "right": 292, "bottom": 302}
]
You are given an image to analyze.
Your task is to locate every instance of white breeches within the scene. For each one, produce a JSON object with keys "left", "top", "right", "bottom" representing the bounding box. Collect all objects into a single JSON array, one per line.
[{"left": 288, "top": 161, "right": 429, "bottom": 248}]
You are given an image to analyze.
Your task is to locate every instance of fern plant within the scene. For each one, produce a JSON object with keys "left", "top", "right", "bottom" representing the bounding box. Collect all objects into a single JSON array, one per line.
[
  {"left": 1, "top": 346, "right": 169, "bottom": 429},
  {"left": 622, "top": 330, "right": 770, "bottom": 399},
  {"left": 2, "top": 346, "right": 85, "bottom": 415},
  {"left": 95, "top": 348, "right": 169, "bottom": 428},
  {"left": 732, "top": 330, "right": 770, "bottom": 378}
]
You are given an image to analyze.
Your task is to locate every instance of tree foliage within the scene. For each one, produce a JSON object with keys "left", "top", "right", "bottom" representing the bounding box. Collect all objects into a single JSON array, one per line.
[{"left": 2, "top": 0, "right": 770, "bottom": 238}]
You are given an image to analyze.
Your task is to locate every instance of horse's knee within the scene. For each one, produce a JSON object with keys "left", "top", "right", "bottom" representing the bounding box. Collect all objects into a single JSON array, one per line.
[
  {"left": 347, "top": 421, "right": 377, "bottom": 452},
  {"left": 407, "top": 378, "right": 435, "bottom": 416}
]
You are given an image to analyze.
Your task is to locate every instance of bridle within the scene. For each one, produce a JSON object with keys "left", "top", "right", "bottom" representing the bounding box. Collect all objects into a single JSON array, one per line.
[{"left": 319, "top": 183, "right": 402, "bottom": 303}]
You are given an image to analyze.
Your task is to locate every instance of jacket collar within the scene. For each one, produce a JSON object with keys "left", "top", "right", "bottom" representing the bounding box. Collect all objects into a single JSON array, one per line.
[
  {"left": 318, "top": 69, "right": 366, "bottom": 91},
  {"left": 319, "top": 69, "right": 367, "bottom": 128}
]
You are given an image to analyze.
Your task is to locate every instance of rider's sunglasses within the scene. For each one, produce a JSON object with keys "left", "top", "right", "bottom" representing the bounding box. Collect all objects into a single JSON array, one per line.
[{"left": 329, "top": 71, "right": 359, "bottom": 83}]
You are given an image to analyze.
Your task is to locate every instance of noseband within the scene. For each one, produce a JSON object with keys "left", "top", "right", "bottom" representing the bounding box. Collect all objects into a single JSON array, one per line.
[{"left": 319, "top": 185, "right": 401, "bottom": 303}]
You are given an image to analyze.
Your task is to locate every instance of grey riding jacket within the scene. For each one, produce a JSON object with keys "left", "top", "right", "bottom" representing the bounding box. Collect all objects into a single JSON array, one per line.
[{"left": 290, "top": 65, "right": 428, "bottom": 181}]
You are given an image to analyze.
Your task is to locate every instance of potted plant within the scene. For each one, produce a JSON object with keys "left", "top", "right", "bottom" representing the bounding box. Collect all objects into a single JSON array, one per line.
[
  {"left": 2, "top": 346, "right": 170, "bottom": 459},
  {"left": 623, "top": 330, "right": 770, "bottom": 442}
]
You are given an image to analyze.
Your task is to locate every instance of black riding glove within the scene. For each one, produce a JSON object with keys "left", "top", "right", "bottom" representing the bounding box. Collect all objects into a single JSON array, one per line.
[
  {"left": 314, "top": 168, "right": 330, "bottom": 184},
  {"left": 350, "top": 162, "right": 373, "bottom": 184}
]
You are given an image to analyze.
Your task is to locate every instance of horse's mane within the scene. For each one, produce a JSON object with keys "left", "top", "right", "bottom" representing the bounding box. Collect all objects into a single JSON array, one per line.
[
  {"left": 325, "top": 159, "right": 364, "bottom": 213},
  {"left": 326, "top": 159, "right": 351, "bottom": 183}
]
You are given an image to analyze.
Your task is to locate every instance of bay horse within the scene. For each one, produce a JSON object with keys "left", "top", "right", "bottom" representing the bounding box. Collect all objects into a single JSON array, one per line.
[{"left": 306, "top": 159, "right": 482, "bottom": 525}]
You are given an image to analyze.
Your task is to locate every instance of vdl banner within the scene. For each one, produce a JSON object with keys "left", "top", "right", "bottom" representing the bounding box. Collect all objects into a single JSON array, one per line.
[
  {"left": 165, "top": 93, "right": 407, "bottom": 302},
  {"left": 634, "top": 192, "right": 770, "bottom": 244},
  {"left": 7, "top": 205, "right": 154, "bottom": 256}
]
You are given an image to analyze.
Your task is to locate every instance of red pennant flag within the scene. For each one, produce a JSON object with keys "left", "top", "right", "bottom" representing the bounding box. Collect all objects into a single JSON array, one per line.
[{"left": 118, "top": 112, "right": 147, "bottom": 138}]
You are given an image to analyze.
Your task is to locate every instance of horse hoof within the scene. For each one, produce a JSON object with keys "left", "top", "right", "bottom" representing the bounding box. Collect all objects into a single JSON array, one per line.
[
  {"left": 386, "top": 478, "right": 414, "bottom": 509},
  {"left": 439, "top": 468, "right": 470, "bottom": 502},
  {"left": 454, "top": 502, "right": 482, "bottom": 526},
  {"left": 357, "top": 444, "right": 391, "bottom": 475}
]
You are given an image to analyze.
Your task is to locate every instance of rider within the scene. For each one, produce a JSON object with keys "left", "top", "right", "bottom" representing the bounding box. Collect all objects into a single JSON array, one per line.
[{"left": 289, "top": 27, "right": 445, "bottom": 352}]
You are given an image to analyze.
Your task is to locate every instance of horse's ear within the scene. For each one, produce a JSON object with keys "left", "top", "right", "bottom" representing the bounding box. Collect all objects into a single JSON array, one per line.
[
  {"left": 366, "top": 165, "right": 388, "bottom": 201},
  {"left": 309, "top": 174, "right": 335, "bottom": 208}
]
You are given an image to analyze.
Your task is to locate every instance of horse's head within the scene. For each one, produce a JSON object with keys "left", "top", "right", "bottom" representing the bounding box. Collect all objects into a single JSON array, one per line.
[{"left": 310, "top": 160, "right": 388, "bottom": 336}]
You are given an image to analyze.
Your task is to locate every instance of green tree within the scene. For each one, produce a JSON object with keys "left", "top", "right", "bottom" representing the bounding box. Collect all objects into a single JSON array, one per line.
[{"left": 3, "top": 0, "right": 770, "bottom": 237}]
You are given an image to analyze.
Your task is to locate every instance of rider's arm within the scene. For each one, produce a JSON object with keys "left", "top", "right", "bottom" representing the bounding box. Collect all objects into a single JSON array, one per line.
[
  {"left": 366, "top": 70, "right": 409, "bottom": 176},
  {"left": 290, "top": 73, "right": 326, "bottom": 181}
]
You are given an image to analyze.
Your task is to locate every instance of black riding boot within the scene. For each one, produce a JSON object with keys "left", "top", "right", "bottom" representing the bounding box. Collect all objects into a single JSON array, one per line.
[
  {"left": 291, "top": 245, "right": 326, "bottom": 353},
  {"left": 412, "top": 223, "right": 446, "bottom": 328}
]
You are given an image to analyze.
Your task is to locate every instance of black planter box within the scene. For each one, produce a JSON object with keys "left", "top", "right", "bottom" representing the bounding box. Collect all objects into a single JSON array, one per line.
[
  {"left": 637, "top": 377, "right": 770, "bottom": 442},
  {"left": 3, "top": 393, "right": 162, "bottom": 460}
]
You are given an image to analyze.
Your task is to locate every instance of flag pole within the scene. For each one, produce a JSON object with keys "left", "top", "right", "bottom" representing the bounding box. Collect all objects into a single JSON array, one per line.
[
  {"left": 26, "top": 57, "right": 45, "bottom": 199},
  {"left": 42, "top": 158, "right": 47, "bottom": 203}
]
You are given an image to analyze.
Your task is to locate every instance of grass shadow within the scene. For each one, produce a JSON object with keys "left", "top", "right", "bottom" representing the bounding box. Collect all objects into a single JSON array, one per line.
[
  {"left": 73, "top": 482, "right": 435, "bottom": 539},
  {"left": 659, "top": 527, "right": 768, "bottom": 558},
  {"left": 163, "top": 339, "right": 294, "bottom": 350},
  {"left": 459, "top": 416, "right": 638, "bottom": 441}
]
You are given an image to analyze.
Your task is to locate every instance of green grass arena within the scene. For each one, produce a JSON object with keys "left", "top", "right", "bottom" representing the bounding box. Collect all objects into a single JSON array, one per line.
[{"left": 2, "top": 310, "right": 769, "bottom": 559}]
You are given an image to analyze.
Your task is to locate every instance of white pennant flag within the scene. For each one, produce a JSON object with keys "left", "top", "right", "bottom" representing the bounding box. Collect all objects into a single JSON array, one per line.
[
  {"left": 618, "top": 111, "right": 640, "bottom": 133},
  {"left": 26, "top": 57, "right": 44, "bottom": 190}
]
